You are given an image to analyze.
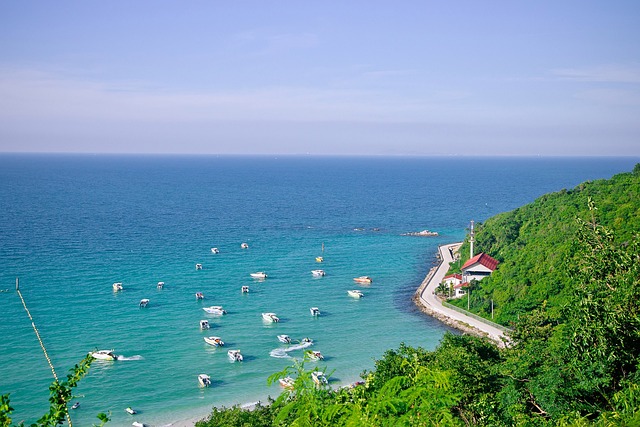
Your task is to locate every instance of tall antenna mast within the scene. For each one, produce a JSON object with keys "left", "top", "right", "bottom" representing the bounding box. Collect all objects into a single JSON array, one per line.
[{"left": 470, "top": 220, "right": 475, "bottom": 258}]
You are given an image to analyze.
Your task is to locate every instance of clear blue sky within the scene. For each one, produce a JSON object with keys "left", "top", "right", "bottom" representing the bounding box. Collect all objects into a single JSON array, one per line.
[{"left": 1, "top": 1, "right": 639, "bottom": 155}]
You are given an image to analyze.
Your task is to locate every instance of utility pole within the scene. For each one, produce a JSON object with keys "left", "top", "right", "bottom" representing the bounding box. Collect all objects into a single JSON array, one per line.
[{"left": 469, "top": 219, "right": 475, "bottom": 258}]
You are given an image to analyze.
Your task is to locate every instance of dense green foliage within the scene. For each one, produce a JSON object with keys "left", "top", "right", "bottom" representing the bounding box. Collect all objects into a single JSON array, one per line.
[
  {"left": 449, "top": 167, "right": 640, "bottom": 325},
  {"left": 197, "top": 166, "right": 639, "bottom": 426}
]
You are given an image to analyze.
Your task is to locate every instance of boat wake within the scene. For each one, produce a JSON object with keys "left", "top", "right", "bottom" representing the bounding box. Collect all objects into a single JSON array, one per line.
[
  {"left": 116, "top": 355, "right": 144, "bottom": 361},
  {"left": 269, "top": 342, "right": 312, "bottom": 359}
]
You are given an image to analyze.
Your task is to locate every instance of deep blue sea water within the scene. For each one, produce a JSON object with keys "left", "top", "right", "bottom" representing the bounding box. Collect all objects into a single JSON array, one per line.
[{"left": 0, "top": 155, "right": 637, "bottom": 426}]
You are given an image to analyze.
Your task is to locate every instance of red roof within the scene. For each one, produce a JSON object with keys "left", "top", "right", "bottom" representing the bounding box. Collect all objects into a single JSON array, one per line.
[
  {"left": 461, "top": 253, "right": 499, "bottom": 271},
  {"left": 444, "top": 273, "right": 462, "bottom": 281},
  {"left": 454, "top": 282, "right": 469, "bottom": 289}
]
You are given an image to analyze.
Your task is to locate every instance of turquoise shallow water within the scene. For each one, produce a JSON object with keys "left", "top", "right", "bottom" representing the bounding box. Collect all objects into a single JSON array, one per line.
[{"left": 0, "top": 155, "right": 637, "bottom": 426}]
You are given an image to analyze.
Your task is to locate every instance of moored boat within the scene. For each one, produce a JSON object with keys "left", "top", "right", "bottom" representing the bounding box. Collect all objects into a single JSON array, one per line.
[
  {"left": 311, "top": 371, "right": 328, "bottom": 385},
  {"left": 211, "top": 247, "right": 219, "bottom": 254},
  {"left": 203, "top": 305, "right": 227, "bottom": 315},
  {"left": 71, "top": 402, "right": 80, "bottom": 410},
  {"left": 262, "top": 312, "right": 279, "bottom": 323},
  {"left": 113, "top": 282, "right": 123, "bottom": 292},
  {"left": 347, "top": 289, "right": 364, "bottom": 298},
  {"left": 305, "top": 350, "right": 324, "bottom": 361},
  {"left": 195, "top": 263, "right": 203, "bottom": 270},
  {"left": 157, "top": 281, "right": 164, "bottom": 289},
  {"left": 90, "top": 349, "right": 118, "bottom": 361},
  {"left": 279, "top": 377, "right": 294, "bottom": 389},
  {"left": 125, "top": 407, "right": 137, "bottom": 415},
  {"left": 241, "top": 285, "right": 249, "bottom": 293},
  {"left": 195, "top": 292, "right": 205, "bottom": 300},
  {"left": 199, "top": 319, "right": 210, "bottom": 330},
  {"left": 139, "top": 298, "right": 150, "bottom": 308},
  {"left": 353, "top": 276, "right": 372, "bottom": 284},
  {"left": 228, "top": 349, "right": 243, "bottom": 362},
  {"left": 250, "top": 272, "right": 267, "bottom": 279},
  {"left": 310, "top": 307, "right": 320, "bottom": 316},
  {"left": 204, "top": 336, "right": 225, "bottom": 347},
  {"left": 311, "top": 269, "right": 325, "bottom": 277},
  {"left": 241, "top": 242, "right": 249, "bottom": 249},
  {"left": 315, "top": 256, "right": 324, "bottom": 263},
  {"left": 198, "top": 373, "right": 211, "bottom": 387},
  {"left": 277, "top": 334, "right": 291, "bottom": 344}
]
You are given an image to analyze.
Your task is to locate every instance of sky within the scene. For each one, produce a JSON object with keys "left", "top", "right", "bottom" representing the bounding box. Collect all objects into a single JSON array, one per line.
[{"left": 1, "top": 1, "right": 639, "bottom": 156}]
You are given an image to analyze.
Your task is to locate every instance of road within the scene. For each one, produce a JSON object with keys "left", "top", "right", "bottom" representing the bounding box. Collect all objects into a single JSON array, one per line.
[{"left": 417, "top": 242, "right": 508, "bottom": 346}]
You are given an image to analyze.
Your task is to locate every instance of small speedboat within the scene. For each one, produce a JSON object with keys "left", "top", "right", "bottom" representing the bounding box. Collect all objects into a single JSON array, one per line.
[
  {"left": 113, "top": 282, "right": 123, "bottom": 292},
  {"left": 250, "top": 272, "right": 267, "bottom": 279},
  {"left": 228, "top": 349, "right": 243, "bottom": 362},
  {"left": 125, "top": 407, "right": 137, "bottom": 415},
  {"left": 311, "top": 269, "right": 325, "bottom": 277},
  {"left": 315, "top": 256, "right": 324, "bottom": 263},
  {"left": 353, "top": 276, "right": 372, "bottom": 284},
  {"left": 279, "top": 377, "right": 294, "bottom": 389},
  {"left": 311, "top": 371, "right": 328, "bottom": 385},
  {"left": 348, "top": 289, "right": 364, "bottom": 298},
  {"left": 132, "top": 422, "right": 147, "bottom": 427},
  {"left": 241, "top": 286, "right": 249, "bottom": 293},
  {"left": 198, "top": 373, "right": 212, "bottom": 387},
  {"left": 195, "top": 292, "right": 205, "bottom": 300},
  {"left": 195, "top": 263, "right": 203, "bottom": 270},
  {"left": 301, "top": 337, "right": 313, "bottom": 344},
  {"left": 203, "top": 306, "right": 227, "bottom": 315},
  {"left": 71, "top": 402, "right": 80, "bottom": 410},
  {"left": 199, "top": 320, "right": 210, "bottom": 330},
  {"left": 211, "top": 247, "right": 219, "bottom": 254},
  {"left": 241, "top": 242, "right": 249, "bottom": 249},
  {"left": 277, "top": 334, "right": 291, "bottom": 344},
  {"left": 157, "top": 281, "right": 164, "bottom": 289},
  {"left": 139, "top": 299, "right": 149, "bottom": 308},
  {"left": 90, "top": 349, "right": 118, "bottom": 361},
  {"left": 306, "top": 350, "right": 324, "bottom": 361},
  {"left": 204, "top": 336, "right": 225, "bottom": 347},
  {"left": 310, "top": 307, "right": 320, "bottom": 316},
  {"left": 262, "top": 312, "right": 279, "bottom": 323}
]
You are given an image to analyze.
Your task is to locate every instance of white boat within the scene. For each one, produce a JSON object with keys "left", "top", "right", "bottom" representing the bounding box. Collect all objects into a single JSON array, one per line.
[
  {"left": 139, "top": 299, "right": 149, "bottom": 308},
  {"left": 311, "top": 269, "right": 325, "bottom": 277},
  {"left": 301, "top": 337, "right": 313, "bottom": 344},
  {"left": 90, "top": 349, "right": 118, "bottom": 361},
  {"left": 211, "top": 247, "right": 219, "bottom": 254},
  {"left": 311, "top": 371, "right": 328, "bottom": 385},
  {"left": 195, "top": 292, "right": 205, "bottom": 300},
  {"left": 113, "top": 282, "right": 123, "bottom": 292},
  {"left": 241, "top": 242, "right": 249, "bottom": 249},
  {"left": 310, "top": 307, "right": 320, "bottom": 316},
  {"left": 195, "top": 263, "right": 203, "bottom": 270},
  {"left": 353, "top": 276, "right": 372, "bottom": 284},
  {"left": 71, "top": 402, "right": 80, "bottom": 410},
  {"left": 250, "top": 272, "right": 267, "bottom": 279},
  {"left": 199, "top": 320, "right": 210, "bottom": 330},
  {"left": 204, "top": 336, "right": 225, "bottom": 347},
  {"left": 277, "top": 334, "right": 291, "bottom": 344},
  {"left": 228, "top": 349, "right": 243, "bottom": 362},
  {"left": 132, "top": 422, "right": 147, "bottom": 427},
  {"left": 262, "top": 312, "right": 279, "bottom": 323},
  {"left": 348, "top": 289, "right": 364, "bottom": 298},
  {"left": 198, "top": 373, "right": 212, "bottom": 387},
  {"left": 279, "top": 377, "right": 294, "bottom": 389},
  {"left": 125, "top": 407, "right": 137, "bottom": 415},
  {"left": 203, "top": 306, "right": 227, "bottom": 315},
  {"left": 241, "top": 286, "right": 249, "bottom": 293},
  {"left": 157, "top": 281, "right": 164, "bottom": 289},
  {"left": 305, "top": 350, "right": 324, "bottom": 361}
]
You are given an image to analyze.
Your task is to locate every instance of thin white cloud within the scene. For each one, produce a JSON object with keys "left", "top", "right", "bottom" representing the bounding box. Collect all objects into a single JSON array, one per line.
[{"left": 552, "top": 64, "right": 640, "bottom": 83}]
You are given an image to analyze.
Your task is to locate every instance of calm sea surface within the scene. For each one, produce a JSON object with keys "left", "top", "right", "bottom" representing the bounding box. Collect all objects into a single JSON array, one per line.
[{"left": 0, "top": 155, "right": 636, "bottom": 426}]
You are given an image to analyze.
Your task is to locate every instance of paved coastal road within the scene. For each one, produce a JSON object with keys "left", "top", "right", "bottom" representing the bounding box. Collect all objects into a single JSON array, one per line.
[{"left": 418, "top": 242, "right": 507, "bottom": 346}]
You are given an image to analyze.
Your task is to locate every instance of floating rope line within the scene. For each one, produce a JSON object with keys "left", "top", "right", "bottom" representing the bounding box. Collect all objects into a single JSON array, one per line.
[{"left": 16, "top": 278, "right": 73, "bottom": 427}]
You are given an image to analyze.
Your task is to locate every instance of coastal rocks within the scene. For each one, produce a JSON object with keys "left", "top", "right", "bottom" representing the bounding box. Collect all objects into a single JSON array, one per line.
[{"left": 402, "top": 230, "right": 439, "bottom": 237}]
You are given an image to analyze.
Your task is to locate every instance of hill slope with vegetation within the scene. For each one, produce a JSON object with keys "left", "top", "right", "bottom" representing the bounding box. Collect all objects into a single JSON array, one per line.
[{"left": 449, "top": 164, "right": 640, "bottom": 325}]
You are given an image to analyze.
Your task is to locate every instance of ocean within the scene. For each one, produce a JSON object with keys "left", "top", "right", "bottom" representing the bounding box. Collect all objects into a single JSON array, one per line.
[{"left": 0, "top": 155, "right": 636, "bottom": 426}]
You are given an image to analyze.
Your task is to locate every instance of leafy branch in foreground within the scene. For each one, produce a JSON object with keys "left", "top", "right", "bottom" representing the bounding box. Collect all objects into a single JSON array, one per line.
[{"left": 0, "top": 354, "right": 110, "bottom": 427}]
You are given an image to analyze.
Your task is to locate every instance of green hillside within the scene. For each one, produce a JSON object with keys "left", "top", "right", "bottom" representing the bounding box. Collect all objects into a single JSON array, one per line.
[{"left": 449, "top": 164, "right": 640, "bottom": 325}]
